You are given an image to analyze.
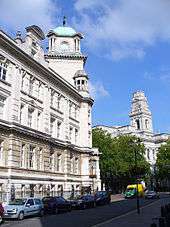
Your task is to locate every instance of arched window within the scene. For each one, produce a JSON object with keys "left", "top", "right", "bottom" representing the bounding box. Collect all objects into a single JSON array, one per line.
[
  {"left": 60, "top": 41, "right": 70, "bottom": 52},
  {"left": 145, "top": 119, "right": 149, "bottom": 129},
  {"left": 136, "top": 119, "right": 140, "bottom": 130}
]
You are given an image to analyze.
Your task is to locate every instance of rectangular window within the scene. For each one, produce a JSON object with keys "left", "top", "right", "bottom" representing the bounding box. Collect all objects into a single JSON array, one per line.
[
  {"left": 39, "top": 148, "right": 43, "bottom": 170},
  {"left": 69, "top": 127, "right": 73, "bottom": 142},
  {"left": 29, "top": 145, "right": 35, "bottom": 169},
  {"left": 51, "top": 90, "right": 55, "bottom": 107},
  {"left": 28, "top": 108, "right": 34, "bottom": 127},
  {"left": 56, "top": 154, "right": 61, "bottom": 172},
  {"left": 50, "top": 117, "right": 55, "bottom": 136},
  {"left": 20, "top": 144, "right": 25, "bottom": 168},
  {"left": 0, "top": 96, "right": 5, "bottom": 119},
  {"left": 0, "top": 63, "right": 7, "bottom": 81},
  {"left": 20, "top": 104, "right": 24, "bottom": 124},
  {"left": 29, "top": 77, "right": 34, "bottom": 96},
  {"left": 37, "top": 111, "right": 41, "bottom": 130},
  {"left": 57, "top": 121, "right": 61, "bottom": 139},
  {"left": 75, "top": 129, "right": 78, "bottom": 144},
  {"left": 49, "top": 153, "right": 54, "bottom": 171},
  {"left": 74, "top": 157, "right": 79, "bottom": 174},
  {"left": 0, "top": 141, "right": 3, "bottom": 160}
]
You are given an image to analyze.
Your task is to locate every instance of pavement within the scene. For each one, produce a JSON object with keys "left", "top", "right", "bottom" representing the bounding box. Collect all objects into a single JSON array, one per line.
[{"left": 93, "top": 196, "right": 170, "bottom": 227}]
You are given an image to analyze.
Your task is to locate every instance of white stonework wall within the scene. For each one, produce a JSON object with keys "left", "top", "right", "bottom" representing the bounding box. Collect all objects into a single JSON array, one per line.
[
  {"left": 0, "top": 25, "right": 101, "bottom": 201},
  {"left": 48, "top": 59, "right": 84, "bottom": 86}
]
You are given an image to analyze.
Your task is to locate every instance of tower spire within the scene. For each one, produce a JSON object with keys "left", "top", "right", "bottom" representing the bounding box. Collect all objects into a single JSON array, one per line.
[
  {"left": 63, "top": 16, "right": 67, "bottom": 27},
  {"left": 129, "top": 91, "right": 153, "bottom": 132}
]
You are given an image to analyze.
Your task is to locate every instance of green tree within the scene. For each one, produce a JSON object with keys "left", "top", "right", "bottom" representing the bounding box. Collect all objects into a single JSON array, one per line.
[
  {"left": 156, "top": 140, "right": 170, "bottom": 180},
  {"left": 92, "top": 128, "right": 150, "bottom": 191}
]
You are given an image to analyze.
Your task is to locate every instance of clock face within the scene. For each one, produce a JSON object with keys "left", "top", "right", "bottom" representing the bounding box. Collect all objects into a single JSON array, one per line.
[{"left": 60, "top": 41, "right": 70, "bottom": 52}]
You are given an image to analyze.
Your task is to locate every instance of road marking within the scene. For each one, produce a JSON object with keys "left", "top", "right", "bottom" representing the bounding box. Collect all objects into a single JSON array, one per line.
[{"left": 91, "top": 200, "right": 160, "bottom": 227}]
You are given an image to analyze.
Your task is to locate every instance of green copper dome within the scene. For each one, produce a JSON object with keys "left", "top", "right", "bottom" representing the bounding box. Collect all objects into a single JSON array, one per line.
[{"left": 53, "top": 26, "right": 77, "bottom": 37}]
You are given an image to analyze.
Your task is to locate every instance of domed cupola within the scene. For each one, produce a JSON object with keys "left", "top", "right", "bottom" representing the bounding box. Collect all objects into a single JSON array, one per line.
[
  {"left": 74, "top": 70, "right": 89, "bottom": 96},
  {"left": 47, "top": 16, "right": 83, "bottom": 54},
  {"left": 45, "top": 17, "right": 87, "bottom": 86}
]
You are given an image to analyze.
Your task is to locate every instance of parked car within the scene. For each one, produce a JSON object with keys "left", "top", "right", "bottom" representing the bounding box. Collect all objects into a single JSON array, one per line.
[
  {"left": 42, "top": 196, "right": 71, "bottom": 214},
  {"left": 0, "top": 203, "right": 4, "bottom": 224},
  {"left": 94, "top": 191, "right": 111, "bottom": 205},
  {"left": 70, "top": 194, "right": 96, "bottom": 209},
  {"left": 3, "top": 198, "right": 44, "bottom": 220},
  {"left": 145, "top": 190, "right": 160, "bottom": 199}
]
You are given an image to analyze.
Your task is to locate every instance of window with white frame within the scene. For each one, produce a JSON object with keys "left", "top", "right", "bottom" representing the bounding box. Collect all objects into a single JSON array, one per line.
[
  {"left": 37, "top": 111, "right": 41, "bottom": 131},
  {"left": 57, "top": 121, "right": 61, "bottom": 139},
  {"left": 69, "top": 102, "right": 72, "bottom": 117},
  {"left": 20, "top": 144, "right": 25, "bottom": 168},
  {"left": 29, "top": 76, "right": 34, "bottom": 96},
  {"left": 69, "top": 126, "right": 73, "bottom": 142},
  {"left": 56, "top": 154, "right": 61, "bottom": 172},
  {"left": 57, "top": 94, "right": 61, "bottom": 110},
  {"left": 38, "top": 82, "right": 43, "bottom": 100},
  {"left": 50, "top": 117, "right": 55, "bottom": 136},
  {"left": 49, "top": 152, "right": 54, "bottom": 171},
  {"left": 0, "top": 141, "right": 3, "bottom": 161},
  {"left": 0, "top": 96, "right": 5, "bottom": 119},
  {"left": 0, "top": 63, "right": 7, "bottom": 81},
  {"left": 70, "top": 153, "right": 73, "bottom": 173},
  {"left": 51, "top": 89, "right": 55, "bottom": 107},
  {"left": 74, "top": 157, "right": 79, "bottom": 174},
  {"left": 20, "top": 104, "right": 24, "bottom": 124},
  {"left": 75, "top": 128, "right": 78, "bottom": 144},
  {"left": 28, "top": 108, "right": 34, "bottom": 127},
  {"left": 29, "top": 145, "right": 35, "bottom": 169},
  {"left": 39, "top": 148, "right": 43, "bottom": 170}
]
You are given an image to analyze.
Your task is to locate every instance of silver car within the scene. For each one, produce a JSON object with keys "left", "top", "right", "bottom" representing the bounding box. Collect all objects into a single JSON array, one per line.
[{"left": 3, "top": 198, "right": 44, "bottom": 220}]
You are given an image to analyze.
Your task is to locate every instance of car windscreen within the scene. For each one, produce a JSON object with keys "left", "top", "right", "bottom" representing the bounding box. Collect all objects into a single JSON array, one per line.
[
  {"left": 8, "top": 199, "right": 26, "bottom": 205},
  {"left": 126, "top": 188, "right": 136, "bottom": 192},
  {"left": 42, "top": 197, "right": 53, "bottom": 202}
]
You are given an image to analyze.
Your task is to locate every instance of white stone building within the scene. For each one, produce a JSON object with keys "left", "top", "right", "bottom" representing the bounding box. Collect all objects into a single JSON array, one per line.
[
  {"left": 94, "top": 91, "right": 169, "bottom": 168},
  {"left": 0, "top": 22, "right": 101, "bottom": 201}
]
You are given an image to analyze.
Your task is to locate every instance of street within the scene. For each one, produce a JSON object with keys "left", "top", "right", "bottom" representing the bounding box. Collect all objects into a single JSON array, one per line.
[{"left": 2, "top": 195, "right": 170, "bottom": 227}]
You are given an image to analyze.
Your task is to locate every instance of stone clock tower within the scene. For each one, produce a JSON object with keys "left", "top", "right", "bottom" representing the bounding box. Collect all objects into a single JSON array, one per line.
[{"left": 45, "top": 17, "right": 87, "bottom": 87}]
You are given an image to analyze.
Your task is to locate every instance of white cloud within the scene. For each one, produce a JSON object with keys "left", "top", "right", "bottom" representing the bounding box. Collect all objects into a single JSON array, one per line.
[
  {"left": 74, "top": 0, "right": 170, "bottom": 60},
  {"left": 0, "top": 0, "right": 58, "bottom": 33},
  {"left": 89, "top": 81, "right": 110, "bottom": 99}
]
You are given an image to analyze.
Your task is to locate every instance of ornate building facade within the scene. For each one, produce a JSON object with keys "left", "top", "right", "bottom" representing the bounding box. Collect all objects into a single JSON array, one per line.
[
  {"left": 0, "top": 23, "right": 101, "bottom": 201},
  {"left": 94, "top": 91, "right": 169, "bottom": 168}
]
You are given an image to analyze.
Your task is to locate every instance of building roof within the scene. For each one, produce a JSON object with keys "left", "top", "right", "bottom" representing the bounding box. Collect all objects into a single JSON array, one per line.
[{"left": 53, "top": 26, "right": 77, "bottom": 37}]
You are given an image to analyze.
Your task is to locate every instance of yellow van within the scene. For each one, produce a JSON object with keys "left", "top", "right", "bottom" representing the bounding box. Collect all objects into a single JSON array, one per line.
[{"left": 124, "top": 184, "right": 144, "bottom": 198}]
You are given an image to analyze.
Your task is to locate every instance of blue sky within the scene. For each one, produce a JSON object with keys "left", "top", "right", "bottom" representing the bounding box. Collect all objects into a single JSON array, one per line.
[{"left": 1, "top": 0, "right": 170, "bottom": 133}]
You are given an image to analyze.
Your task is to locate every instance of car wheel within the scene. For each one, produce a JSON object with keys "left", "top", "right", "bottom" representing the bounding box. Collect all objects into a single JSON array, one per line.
[
  {"left": 39, "top": 209, "right": 44, "bottom": 217},
  {"left": 18, "top": 211, "right": 24, "bottom": 220}
]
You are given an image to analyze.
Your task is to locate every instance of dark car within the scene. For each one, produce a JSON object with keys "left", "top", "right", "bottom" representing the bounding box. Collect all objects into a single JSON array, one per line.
[
  {"left": 0, "top": 203, "right": 4, "bottom": 224},
  {"left": 95, "top": 191, "right": 111, "bottom": 205},
  {"left": 42, "top": 196, "right": 71, "bottom": 214},
  {"left": 145, "top": 190, "right": 160, "bottom": 199},
  {"left": 70, "top": 194, "right": 96, "bottom": 209}
]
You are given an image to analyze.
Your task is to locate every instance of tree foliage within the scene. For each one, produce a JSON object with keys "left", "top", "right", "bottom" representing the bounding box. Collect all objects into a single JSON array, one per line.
[
  {"left": 156, "top": 140, "right": 170, "bottom": 180},
  {"left": 92, "top": 128, "right": 150, "bottom": 189}
]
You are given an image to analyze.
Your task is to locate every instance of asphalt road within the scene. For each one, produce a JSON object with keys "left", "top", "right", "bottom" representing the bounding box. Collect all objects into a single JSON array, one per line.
[{"left": 2, "top": 197, "right": 167, "bottom": 227}]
